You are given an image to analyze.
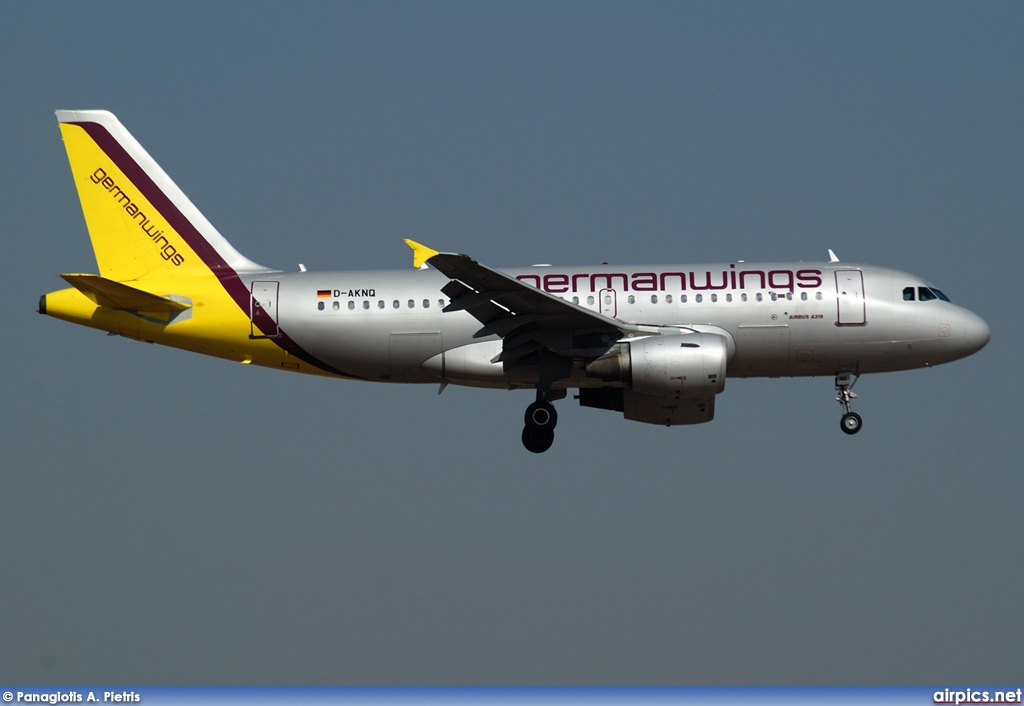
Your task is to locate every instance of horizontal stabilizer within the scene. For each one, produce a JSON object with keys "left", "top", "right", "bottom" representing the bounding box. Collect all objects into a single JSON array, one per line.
[{"left": 60, "top": 274, "right": 192, "bottom": 312}]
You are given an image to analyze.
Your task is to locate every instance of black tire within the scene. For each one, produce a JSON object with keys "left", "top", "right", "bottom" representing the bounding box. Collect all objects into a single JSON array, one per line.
[
  {"left": 522, "top": 426, "right": 555, "bottom": 453},
  {"left": 524, "top": 401, "right": 558, "bottom": 430},
  {"left": 840, "top": 412, "right": 863, "bottom": 435}
]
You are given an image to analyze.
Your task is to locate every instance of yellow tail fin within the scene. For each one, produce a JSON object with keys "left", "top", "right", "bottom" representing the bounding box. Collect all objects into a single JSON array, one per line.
[{"left": 56, "top": 110, "right": 266, "bottom": 281}]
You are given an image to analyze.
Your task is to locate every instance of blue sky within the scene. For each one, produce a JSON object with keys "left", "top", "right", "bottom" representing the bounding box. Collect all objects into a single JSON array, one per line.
[{"left": 1, "top": 1, "right": 1021, "bottom": 684}]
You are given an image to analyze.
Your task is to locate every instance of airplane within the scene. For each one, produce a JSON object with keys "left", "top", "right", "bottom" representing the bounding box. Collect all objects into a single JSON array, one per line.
[{"left": 40, "top": 110, "right": 991, "bottom": 453}]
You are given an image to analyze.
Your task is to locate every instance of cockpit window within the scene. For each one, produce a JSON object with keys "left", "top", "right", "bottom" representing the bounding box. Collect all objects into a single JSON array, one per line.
[{"left": 908, "top": 285, "right": 952, "bottom": 302}]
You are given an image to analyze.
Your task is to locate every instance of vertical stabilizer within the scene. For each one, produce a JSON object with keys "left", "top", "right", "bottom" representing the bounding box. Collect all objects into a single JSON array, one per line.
[{"left": 56, "top": 110, "right": 270, "bottom": 281}]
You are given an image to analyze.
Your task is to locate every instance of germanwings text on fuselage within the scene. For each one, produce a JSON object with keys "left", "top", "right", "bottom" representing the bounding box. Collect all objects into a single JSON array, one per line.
[{"left": 515, "top": 266, "right": 823, "bottom": 295}]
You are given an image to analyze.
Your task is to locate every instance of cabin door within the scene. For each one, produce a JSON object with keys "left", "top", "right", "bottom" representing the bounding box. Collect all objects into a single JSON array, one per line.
[
  {"left": 250, "top": 280, "right": 280, "bottom": 338},
  {"left": 835, "top": 270, "right": 866, "bottom": 326}
]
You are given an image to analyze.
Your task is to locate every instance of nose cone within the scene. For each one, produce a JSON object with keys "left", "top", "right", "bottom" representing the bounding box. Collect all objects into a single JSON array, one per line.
[{"left": 962, "top": 310, "right": 991, "bottom": 356}]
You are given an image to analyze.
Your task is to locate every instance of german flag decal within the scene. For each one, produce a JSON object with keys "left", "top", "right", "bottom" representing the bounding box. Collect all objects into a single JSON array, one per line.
[{"left": 317, "top": 290, "right": 332, "bottom": 298}]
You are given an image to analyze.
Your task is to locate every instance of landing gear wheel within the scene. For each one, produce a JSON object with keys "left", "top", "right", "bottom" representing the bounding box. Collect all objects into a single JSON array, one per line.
[
  {"left": 840, "top": 412, "right": 862, "bottom": 435},
  {"left": 522, "top": 393, "right": 559, "bottom": 452},
  {"left": 522, "top": 426, "right": 555, "bottom": 453},
  {"left": 835, "top": 373, "right": 862, "bottom": 436},
  {"left": 524, "top": 401, "right": 558, "bottom": 431}
]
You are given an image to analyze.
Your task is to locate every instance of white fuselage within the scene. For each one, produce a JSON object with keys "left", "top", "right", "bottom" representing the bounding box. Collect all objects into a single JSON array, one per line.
[{"left": 256, "top": 261, "right": 990, "bottom": 387}]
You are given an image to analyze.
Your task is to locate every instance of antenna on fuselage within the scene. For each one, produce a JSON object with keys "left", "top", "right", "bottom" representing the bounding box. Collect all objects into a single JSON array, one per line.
[{"left": 828, "top": 249, "right": 840, "bottom": 263}]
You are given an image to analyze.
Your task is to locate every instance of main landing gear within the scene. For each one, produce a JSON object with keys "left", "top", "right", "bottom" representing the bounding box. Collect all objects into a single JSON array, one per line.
[
  {"left": 522, "top": 392, "right": 560, "bottom": 453},
  {"left": 835, "top": 373, "right": 862, "bottom": 435}
]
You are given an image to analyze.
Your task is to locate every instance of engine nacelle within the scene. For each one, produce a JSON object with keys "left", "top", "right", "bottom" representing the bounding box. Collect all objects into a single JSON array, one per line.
[{"left": 586, "top": 332, "right": 727, "bottom": 398}]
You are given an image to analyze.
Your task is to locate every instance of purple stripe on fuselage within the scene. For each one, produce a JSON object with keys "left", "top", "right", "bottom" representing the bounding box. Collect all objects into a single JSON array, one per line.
[{"left": 71, "top": 120, "right": 362, "bottom": 379}]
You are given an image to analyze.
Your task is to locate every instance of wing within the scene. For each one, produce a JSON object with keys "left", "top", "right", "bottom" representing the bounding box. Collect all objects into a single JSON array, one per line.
[{"left": 405, "top": 240, "right": 638, "bottom": 364}]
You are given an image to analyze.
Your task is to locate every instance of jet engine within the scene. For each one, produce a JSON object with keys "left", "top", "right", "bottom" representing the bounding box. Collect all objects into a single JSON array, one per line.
[{"left": 585, "top": 332, "right": 727, "bottom": 398}]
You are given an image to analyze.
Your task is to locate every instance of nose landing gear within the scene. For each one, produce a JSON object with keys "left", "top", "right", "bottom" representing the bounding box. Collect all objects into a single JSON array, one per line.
[
  {"left": 522, "top": 393, "right": 559, "bottom": 453},
  {"left": 835, "top": 373, "right": 862, "bottom": 435}
]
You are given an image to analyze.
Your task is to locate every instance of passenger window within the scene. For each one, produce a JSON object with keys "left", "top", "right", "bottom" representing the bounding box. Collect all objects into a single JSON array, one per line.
[
  {"left": 627, "top": 295, "right": 635, "bottom": 304},
  {"left": 587, "top": 296, "right": 595, "bottom": 305},
  {"left": 572, "top": 296, "right": 579, "bottom": 305},
  {"left": 665, "top": 294, "right": 673, "bottom": 304},
  {"left": 423, "top": 299, "right": 430, "bottom": 308},
  {"left": 770, "top": 292, "right": 777, "bottom": 301},
  {"left": 681, "top": 295, "right": 688, "bottom": 303},
  {"left": 711, "top": 293, "right": 717, "bottom": 302},
  {"left": 650, "top": 295, "right": 658, "bottom": 304},
  {"left": 695, "top": 294, "right": 703, "bottom": 303},
  {"left": 363, "top": 301, "right": 370, "bottom": 309},
  {"left": 393, "top": 300, "right": 399, "bottom": 309},
  {"left": 903, "top": 287, "right": 916, "bottom": 301},
  {"left": 800, "top": 292, "right": 807, "bottom": 301},
  {"left": 756, "top": 293, "right": 763, "bottom": 302},
  {"left": 408, "top": 299, "right": 415, "bottom": 308},
  {"left": 726, "top": 293, "right": 732, "bottom": 302},
  {"left": 347, "top": 301, "right": 355, "bottom": 310},
  {"left": 332, "top": 301, "right": 340, "bottom": 311},
  {"left": 918, "top": 287, "right": 937, "bottom": 302},
  {"left": 786, "top": 292, "right": 792, "bottom": 301},
  {"left": 378, "top": 300, "right": 385, "bottom": 309},
  {"left": 438, "top": 299, "right": 445, "bottom": 308},
  {"left": 741, "top": 293, "right": 747, "bottom": 302},
  {"left": 317, "top": 301, "right": 325, "bottom": 311},
  {"left": 815, "top": 292, "right": 822, "bottom": 301}
]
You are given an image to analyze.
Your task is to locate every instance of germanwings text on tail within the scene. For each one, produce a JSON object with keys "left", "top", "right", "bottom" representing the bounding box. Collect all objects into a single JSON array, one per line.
[{"left": 40, "top": 110, "right": 990, "bottom": 452}]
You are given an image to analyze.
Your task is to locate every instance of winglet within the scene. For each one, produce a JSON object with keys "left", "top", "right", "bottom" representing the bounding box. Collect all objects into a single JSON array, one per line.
[
  {"left": 828, "top": 249, "right": 840, "bottom": 263},
  {"left": 404, "top": 239, "right": 440, "bottom": 269}
]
